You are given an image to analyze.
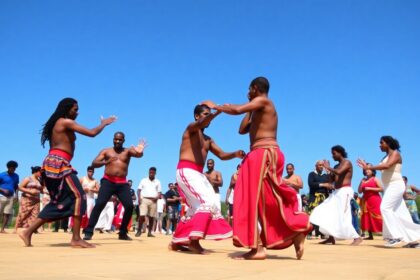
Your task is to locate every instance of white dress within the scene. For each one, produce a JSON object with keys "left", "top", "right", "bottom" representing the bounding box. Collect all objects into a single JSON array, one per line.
[{"left": 380, "top": 156, "right": 420, "bottom": 242}]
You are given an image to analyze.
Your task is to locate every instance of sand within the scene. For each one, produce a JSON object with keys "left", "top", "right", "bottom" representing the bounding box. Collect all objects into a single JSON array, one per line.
[{"left": 1, "top": 230, "right": 419, "bottom": 280}]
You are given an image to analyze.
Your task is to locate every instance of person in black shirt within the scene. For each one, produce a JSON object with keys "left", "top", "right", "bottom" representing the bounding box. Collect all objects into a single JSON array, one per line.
[
  {"left": 307, "top": 160, "right": 331, "bottom": 238},
  {"left": 165, "top": 183, "right": 181, "bottom": 234}
]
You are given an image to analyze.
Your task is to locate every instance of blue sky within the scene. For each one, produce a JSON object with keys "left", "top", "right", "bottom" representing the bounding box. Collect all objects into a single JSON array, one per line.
[{"left": 1, "top": 1, "right": 419, "bottom": 198}]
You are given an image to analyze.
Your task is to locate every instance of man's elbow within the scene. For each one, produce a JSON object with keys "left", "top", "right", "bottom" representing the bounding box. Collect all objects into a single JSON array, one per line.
[{"left": 238, "top": 128, "right": 248, "bottom": 135}]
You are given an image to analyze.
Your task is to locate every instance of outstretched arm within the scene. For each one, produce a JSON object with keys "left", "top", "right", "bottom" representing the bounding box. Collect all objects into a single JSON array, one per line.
[
  {"left": 63, "top": 115, "right": 117, "bottom": 137},
  {"left": 357, "top": 151, "right": 401, "bottom": 171},
  {"left": 202, "top": 97, "right": 267, "bottom": 115},
  {"left": 209, "top": 140, "right": 245, "bottom": 160}
]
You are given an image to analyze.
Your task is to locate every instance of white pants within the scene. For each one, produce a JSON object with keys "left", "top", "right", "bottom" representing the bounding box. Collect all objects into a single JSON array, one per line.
[
  {"left": 95, "top": 201, "right": 114, "bottom": 230},
  {"left": 86, "top": 197, "right": 95, "bottom": 219},
  {"left": 381, "top": 181, "right": 420, "bottom": 242},
  {"left": 310, "top": 187, "right": 359, "bottom": 240},
  {"left": 176, "top": 168, "right": 220, "bottom": 217}
]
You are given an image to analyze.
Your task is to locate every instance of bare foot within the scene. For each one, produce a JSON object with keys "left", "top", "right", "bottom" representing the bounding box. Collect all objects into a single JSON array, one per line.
[
  {"left": 189, "top": 240, "right": 209, "bottom": 254},
  {"left": 0, "top": 229, "right": 8, "bottom": 234},
  {"left": 18, "top": 230, "right": 33, "bottom": 247},
  {"left": 293, "top": 233, "right": 305, "bottom": 260},
  {"left": 70, "top": 239, "right": 96, "bottom": 248},
  {"left": 168, "top": 242, "right": 189, "bottom": 252},
  {"left": 234, "top": 247, "right": 266, "bottom": 260},
  {"left": 319, "top": 236, "right": 335, "bottom": 245},
  {"left": 351, "top": 237, "right": 363, "bottom": 246}
]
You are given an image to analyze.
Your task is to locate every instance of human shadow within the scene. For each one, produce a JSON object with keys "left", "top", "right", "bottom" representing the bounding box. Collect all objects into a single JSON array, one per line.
[{"left": 228, "top": 251, "right": 295, "bottom": 260}]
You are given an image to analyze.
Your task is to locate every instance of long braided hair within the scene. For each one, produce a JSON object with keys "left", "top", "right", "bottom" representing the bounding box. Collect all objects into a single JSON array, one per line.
[{"left": 41, "top": 98, "right": 77, "bottom": 147}]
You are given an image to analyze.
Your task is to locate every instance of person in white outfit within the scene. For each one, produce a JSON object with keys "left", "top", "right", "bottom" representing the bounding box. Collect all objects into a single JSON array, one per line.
[
  {"left": 80, "top": 166, "right": 99, "bottom": 218},
  {"left": 310, "top": 145, "right": 363, "bottom": 246},
  {"left": 358, "top": 136, "right": 420, "bottom": 248}
]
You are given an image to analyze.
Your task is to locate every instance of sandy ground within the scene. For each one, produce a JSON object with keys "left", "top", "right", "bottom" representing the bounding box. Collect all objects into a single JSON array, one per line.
[{"left": 1, "top": 230, "right": 419, "bottom": 280}]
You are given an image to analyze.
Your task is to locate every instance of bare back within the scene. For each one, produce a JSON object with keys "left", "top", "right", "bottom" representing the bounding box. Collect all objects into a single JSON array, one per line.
[
  {"left": 333, "top": 159, "right": 353, "bottom": 188},
  {"left": 50, "top": 118, "right": 76, "bottom": 155},
  {"left": 249, "top": 97, "right": 278, "bottom": 146}
]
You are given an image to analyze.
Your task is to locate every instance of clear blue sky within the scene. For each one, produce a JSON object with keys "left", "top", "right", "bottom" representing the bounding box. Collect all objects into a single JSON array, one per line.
[{"left": 1, "top": 1, "right": 419, "bottom": 198}]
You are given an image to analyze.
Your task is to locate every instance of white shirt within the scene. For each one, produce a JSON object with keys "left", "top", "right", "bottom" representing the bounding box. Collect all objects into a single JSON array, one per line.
[
  {"left": 157, "top": 198, "right": 166, "bottom": 213},
  {"left": 138, "top": 177, "right": 161, "bottom": 198},
  {"left": 228, "top": 189, "right": 234, "bottom": 204}
]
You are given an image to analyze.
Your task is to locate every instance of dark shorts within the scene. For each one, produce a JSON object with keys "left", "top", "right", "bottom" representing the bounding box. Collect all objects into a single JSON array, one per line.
[
  {"left": 228, "top": 203, "right": 233, "bottom": 217},
  {"left": 167, "top": 205, "right": 179, "bottom": 220}
]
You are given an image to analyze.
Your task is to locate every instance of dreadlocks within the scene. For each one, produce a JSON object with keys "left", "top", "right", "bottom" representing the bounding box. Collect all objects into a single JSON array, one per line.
[{"left": 41, "top": 98, "right": 77, "bottom": 147}]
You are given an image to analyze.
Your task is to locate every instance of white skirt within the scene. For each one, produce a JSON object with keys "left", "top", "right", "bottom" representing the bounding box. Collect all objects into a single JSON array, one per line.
[
  {"left": 95, "top": 201, "right": 114, "bottom": 230},
  {"left": 381, "top": 181, "right": 420, "bottom": 242},
  {"left": 310, "top": 187, "right": 359, "bottom": 239}
]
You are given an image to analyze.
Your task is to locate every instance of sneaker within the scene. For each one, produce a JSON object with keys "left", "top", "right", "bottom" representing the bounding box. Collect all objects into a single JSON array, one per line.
[
  {"left": 83, "top": 233, "right": 93, "bottom": 241},
  {"left": 118, "top": 234, "right": 132, "bottom": 241},
  {"left": 384, "top": 238, "right": 402, "bottom": 247},
  {"left": 135, "top": 231, "right": 142, "bottom": 237},
  {"left": 147, "top": 232, "right": 155, "bottom": 238}
]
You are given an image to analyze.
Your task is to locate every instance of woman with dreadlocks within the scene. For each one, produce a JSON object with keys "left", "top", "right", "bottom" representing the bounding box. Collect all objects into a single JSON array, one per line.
[{"left": 19, "top": 98, "right": 116, "bottom": 248}]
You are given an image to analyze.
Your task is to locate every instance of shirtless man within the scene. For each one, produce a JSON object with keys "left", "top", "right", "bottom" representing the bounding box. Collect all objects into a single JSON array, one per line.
[
  {"left": 204, "top": 159, "right": 223, "bottom": 210},
  {"left": 83, "top": 132, "right": 146, "bottom": 241},
  {"left": 19, "top": 97, "right": 116, "bottom": 248},
  {"left": 169, "top": 104, "right": 245, "bottom": 254},
  {"left": 202, "top": 77, "right": 311, "bottom": 260},
  {"left": 310, "top": 145, "right": 363, "bottom": 245},
  {"left": 80, "top": 166, "right": 100, "bottom": 219},
  {"left": 283, "top": 163, "right": 304, "bottom": 211}
]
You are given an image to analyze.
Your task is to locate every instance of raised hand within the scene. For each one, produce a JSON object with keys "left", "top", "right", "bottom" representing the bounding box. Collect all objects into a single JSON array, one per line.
[
  {"left": 201, "top": 100, "right": 217, "bottom": 109},
  {"left": 100, "top": 115, "right": 117, "bottom": 126},
  {"left": 357, "top": 158, "right": 368, "bottom": 169},
  {"left": 322, "top": 160, "right": 330, "bottom": 169},
  {"left": 134, "top": 138, "right": 148, "bottom": 154}
]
